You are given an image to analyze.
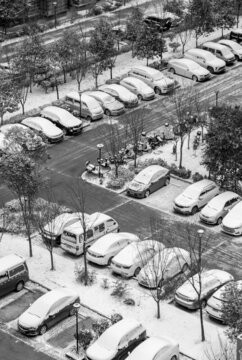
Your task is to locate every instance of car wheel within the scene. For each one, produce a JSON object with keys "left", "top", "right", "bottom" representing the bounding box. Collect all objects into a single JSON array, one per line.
[
  {"left": 63, "top": 128, "right": 67, "bottom": 136},
  {"left": 86, "top": 116, "right": 92, "bottom": 122},
  {"left": 192, "top": 75, "right": 198, "bottom": 82},
  {"left": 217, "top": 217, "right": 223, "bottom": 225},
  {"left": 207, "top": 66, "right": 214, "bottom": 74},
  {"left": 69, "top": 307, "right": 75, "bottom": 316},
  {"left": 235, "top": 55, "right": 239, "bottom": 61},
  {"left": 191, "top": 206, "right": 198, "bottom": 215},
  {"left": 39, "top": 324, "right": 47, "bottom": 335},
  {"left": 201, "top": 300, "right": 207, "bottom": 309},
  {"left": 137, "top": 94, "right": 143, "bottom": 101},
  {"left": 56, "top": 235, "right": 61, "bottom": 246},
  {"left": 16, "top": 281, "right": 24, "bottom": 292},
  {"left": 134, "top": 267, "right": 141, "bottom": 277},
  {"left": 108, "top": 256, "right": 113, "bottom": 266},
  {"left": 105, "top": 109, "right": 111, "bottom": 116},
  {"left": 171, "top": 356, "right": 177, "bottom": 360},
  {"left": 182, "top": 263, "right": 189, "bottom": 273},
  {"left": 154, "top": 87, "right": 161, "bottom": 95},
  {"left": 165, "top": 178, "right": 170, "bottom": 186},
  {"left": 144, "top": 190, "right": 150, "bottom": 198},
  {"left": 169, "top": 68, "right": 175, "bottom": 74}
]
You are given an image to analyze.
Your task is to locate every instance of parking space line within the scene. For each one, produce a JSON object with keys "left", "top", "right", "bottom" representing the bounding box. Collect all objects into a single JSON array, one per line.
[{"left": 103, "top": 199, "right": 132, "bottom": 214}]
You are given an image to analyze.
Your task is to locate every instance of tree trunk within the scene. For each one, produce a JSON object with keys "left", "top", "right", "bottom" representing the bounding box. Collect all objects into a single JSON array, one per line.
[
  {"left": 187, "top": 132, "right": 190, "bottom": 149},
  {"left": 199, "top": 301, "right": 206, "bottom": 341},
  {"left": 55, "top": 81, "right": 59, "bottom": 100},
  {"left": 95, "top": 74, "right": 98, "bottom": 89},
  {"left": 195, "top": 31, "right": 198, "bottom": 48},
  {"left": 110, "top": 66, "right": 113, "bottom": 79},
  {"left": 134, "top": 149, "right": 137, "bottom": 168},
  {"left": 50, "top": 249, "right": 55, "bottom": 270},
  {"left": 79, "top": 92, "right": 82, "bottom": 118},
  {"left": 115, "top": 164, "right": 118, "bottom": 178},
  {"left": 182, "top": 43, "right": 185, "bottom": 55},
  {"left": 179, "top": 138, "right": 183, "bottom": 169},
  {"left": 0, "top": 114, "right": 3, "bottom": 126},
  {"left": 83, "top": 237, "right": 88, "bottom": 286},
  {"left": 146, "top": 57, "right": 149, "bottom": 66},
  {"left": 21, "top": 102, "right": 25, "bottom": 115},
  {"left": 63, "top": 69, "right": 67, "bottom": 83},
  {"left": 156, "top": 300, "right": 160, "bottom": 319}
]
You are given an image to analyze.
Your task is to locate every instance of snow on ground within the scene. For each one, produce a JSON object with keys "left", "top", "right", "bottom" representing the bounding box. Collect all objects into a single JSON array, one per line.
[{"left": 0, "top": 233, "right": 231, "bottom": 360}]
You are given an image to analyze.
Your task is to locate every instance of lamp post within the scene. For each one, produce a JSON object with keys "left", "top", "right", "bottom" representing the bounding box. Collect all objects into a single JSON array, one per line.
[
  {"left": 53, "top": 2, "right": 57, "bottom": 28},
  {"left": 215, "top": 90, "right": 219, "bottom": 107},
  {"left": 197, "top": 229, "right": 204, "bottom": 271},
  {"left": 24, "top": 196, "right": 33, "bottom": 257},
  {"left": 73, "top": 302, "right": 81, "bottom": 354},
  {"left": 97, "top": 143, "right": 104, "bottom": 179}
]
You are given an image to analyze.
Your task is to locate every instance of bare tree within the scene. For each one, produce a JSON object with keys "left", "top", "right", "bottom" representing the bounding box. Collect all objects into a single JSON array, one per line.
[
  {"left": 125, "top": 109, "right": 145, "bottom": 167},
  {"left": 205, "top": 334, "right": 235, "bottom": 360}
]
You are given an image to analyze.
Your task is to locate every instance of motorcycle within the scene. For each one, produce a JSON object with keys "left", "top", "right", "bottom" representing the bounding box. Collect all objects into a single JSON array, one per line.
[
  {"left": 147, "top": 133, "right": 164, "bottom": 149},
  {"left": 85, "top": 161, "right": 103, "bottom": 177},
  {"left": 98, "top": 158, "right": 111, "bottom": 169}
]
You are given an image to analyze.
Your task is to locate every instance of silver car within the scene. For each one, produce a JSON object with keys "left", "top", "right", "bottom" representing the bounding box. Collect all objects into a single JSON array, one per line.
[
  {"left": 99, "top": 84, "right": 138, "bottom": 108},
  {"left": 167, "top": 58, "right": 211, "bottom": 82},
  {"left": 85, "top": 90, "right": 125, "bottom": 116},
  {"left": 120, "top": 77, "right": 155, "bottom": 101},
  {"left": 22, "top": 117, "right": 64, "bottom": 143}
]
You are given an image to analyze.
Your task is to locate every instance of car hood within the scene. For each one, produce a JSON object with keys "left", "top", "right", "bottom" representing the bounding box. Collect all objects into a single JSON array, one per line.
[
  {"left": 86, "top": 342, "right": 116, "bottom": 360},
  {"left": 193, "top": 68, "right": 210, "bottom": 76},
  {"left": 61, "top": 116, "right": 82, "bottom": 128},
  {"left": 44, "top": 126, "right": 63, "bottom": 138},
  {"left": 18, "top": 311, "right": 42, "bottom": 329},
  {"left": 223, "top": 208, "right": 242, "bottom": 228},
  {"left": 119, "top": 92, "right": 137, "bottom": 103},
  {"left": 106, "top": 100, "right": 124, "bottom": 111},
  {"left": 201, "top": 205, "right": 219, "bottom": 218},
  {"left": 154, "top": 77, "right": 174, "bottom": 87},
  {"left": 208, "top": 58, "right": 225, "bottom": 67},
  {"left": 176, "top": 281, "right": 198, "bottom": 301},
  {"left": 175, "top": 193, "right": 196, "bottom": 207},
  {"left": 138, "top": 266, "right": 158, "bottom": 285},
  {"left": 207, "top": 294, "right": 223, "bottom": 310},
  {"left": 127, "top": 180, "right": 147, "bottom": 192}
]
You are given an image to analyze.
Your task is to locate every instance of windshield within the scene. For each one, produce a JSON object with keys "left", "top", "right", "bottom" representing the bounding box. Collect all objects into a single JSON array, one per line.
[
  {"left": 222, "top": 47, "right": 232, "bottom": 56},
  {"left": 97, "top": 331, "right": 117, "bottom": 350},
  {"left": 182, "top": 187, "right": 200, "bottom": 200},
  {"left": 230, "top": 42, "right": 242, "bottom": 50},
  {"left": 28, "top": 301, "right": 48, "bottom": 318},
  {"left": 153, "top": 73, "right": 165, "bottom": 81},
  {"left": 134, "top": 171, "right": 152, "bottom": 185},
  {"left": 102, "top": 94, "right": 115, "bottom": 103}
]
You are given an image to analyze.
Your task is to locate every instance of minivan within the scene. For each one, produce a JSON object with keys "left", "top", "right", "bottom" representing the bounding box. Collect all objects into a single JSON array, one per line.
[
  {"left": 61, "top": 212, "right": 119, "bottom": 255},
  {"left": 0, "top": 254, "right": 29, "bottom": 297},
  {"left": 221, "top": 201, "right": 242, "bottom": 236},
  {"left": 202, "top": 42, "right": 236, "bottom": 65},
  {"left": 64, "top": 92, "right": 104, "bottom": 121},
  {"left": 185, "top": 48, "right": 226, "bottom": 74},
  {"left": 230, "top": 28, "right": 242, "bottom": 43},
  {"left": 86, "top": 318, "right": 147, "bottom": 360},
  {"left": 128, "top": 65, "right": 175, "bottom": 95}
]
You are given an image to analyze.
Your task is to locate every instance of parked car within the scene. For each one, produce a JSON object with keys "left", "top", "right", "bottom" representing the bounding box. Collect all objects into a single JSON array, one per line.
[
  {"left": 128, "top": 65, "right": 175, "bottom": 94},
  {"left": 167, "top": 58, "right": 211, "bottom": 82},
  {"left": 99, "top": 84, "right": 138, "bottom": 108},
  {"left": 120, "top": 77, "right": 155, "bottom": 101},
  {"left": 202, "top": 42, "right": 236, "bottom": 65},
  {"left": 184, "top": 48, "right": 226, "bottom": 74},
  {"left": 86, "top": 319, "right": 147, "bottom": 360},
  {"left": 40, "top": 106, "right": 82, "bottom": 135},
  {"left": 206, "top": 280, "right": 242, "bottom": 321},
  {"left": 0, "top": 254, "right": 29, "bottom": 297},
  {"left": 143, "top": 15, "right": 172, "bottom": 32},
  {"left": 221, "top": 201, "right": 242, "bottom": 236},
  {"left": 173, "top": 179, "right": 220, "bottom": 215},
  {"left": 65, "top": 92, "right": 104, "bottom": 121},
  {"left": 175, "top": 269, "right": 234, "bottom": 310},
  {"left": 138, "top": 247, "right": 190, "bottom": 288},
  {"left": 111, "top": 240, "right": 165, "bottom": 278},
  {"left": 218, "top": 39, "right": 242, "bottom": 61},
  {"left": 199, "top": 191, "right": 241, "bottom": 225},
  {"left": 18, "top": 287, "right": 80, "bottom": 336},
  {"left": 86, "top": 232, "right": 140, "bottom": 266},
  {"left": 125, "top": 336, "right": 179, "bottom": 360},
  {"left": 230, "top": 28, "right": 242, "bottom": 43},
  {"left": 22, "top": 117, "right": 64, "bottom": 143},
  {"left": 126, "top": 165, "right": 170, "bottom": 198},
  {"left": 85, "top": 90, "right": 125, "bottom": 116}
]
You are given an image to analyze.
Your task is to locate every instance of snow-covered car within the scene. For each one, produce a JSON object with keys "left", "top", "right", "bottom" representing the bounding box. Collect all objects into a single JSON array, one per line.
[
  {"left": 218, "top": 39, "right": 242, "bottom": 61},
  {"left": 86, "top": 319, "right": 147, "bottom": 360},
  {"left": 199, "top": 191, "right": 241, "bottom": 225},
  {"left": 138, "top": 247, "right": 190, "bottom": 288},
  {"left": 126, "top": 165, "right": 170, "bottom": 199},
  {"left": 99, "top": 84, "right": 138, "bottom": 108},
  {"left": 110, "top": 240, "right": 165, "bottom": 278},
  {"left": 175, "top": 269, "right": 234, "bottom": 310},
  {"left": 120, "top": 77, "right": 155, "bottom": 101},
  {"left": 173, "top": 179, "right": 220, "bottom": 215},
  {"left": 86, "top": 232, "right": 140, "bottom": 266},
  {"left": 65, "top": 92, "right": 104, "bottom": 121},
  {"left": 184, "top": 48, "right": 226, "bottom": 74},
  {"left": 128, "top": 65, "right": 175, "bottom": 94},
  {"left": 221, "top": 201, "right": 242, "bottom": 236},
  {"left": 125, "top": 336, "right": 179, "bottom": 360},
  {"left": 167, "top": 58, "right": 211, "bottom": 82},
  {"left": 41, "top": 106, "right": 82, "bottom": 135},
  {"left": 18, "top": 288, "right": 80, "bottom": 336},
  {"left": 85, "top": 90, "right": 125, "bottom": 116},
  {"left": 206, "top": 280, "right": 242, "bottom": 321},
  {"left": 22, "top": 117, "right": 64, "bottom": 143}
]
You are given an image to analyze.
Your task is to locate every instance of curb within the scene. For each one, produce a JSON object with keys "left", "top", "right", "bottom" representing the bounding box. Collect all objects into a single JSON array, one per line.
[{"left": 170, "top": 173, "right": 193, "bottom": 184}]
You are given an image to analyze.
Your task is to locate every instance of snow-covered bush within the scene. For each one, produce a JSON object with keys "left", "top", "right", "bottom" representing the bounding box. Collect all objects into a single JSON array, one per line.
[
  {"left": 111, "top": 313, "right": 123, "bottom": 324},
  {"left": 123, "top": 298, "right": 135, "bottom": 306},
  {"left": 111, "top": 280, "right": 129, "bottom": 299},
  {"left": 192, "top": 172, "right": 204, "bottom": 183},
  {"left": 74, "top": 264, "right": 97, "bottom": 286},
  {"left": 75, "top": 329, "right": 93, "bottom": 350},
  {"left": 100, "top": 278, "right": 110, "bottom": 289},
  {"left": 92, "top": 319, "right": 110, "bottom": 337}
]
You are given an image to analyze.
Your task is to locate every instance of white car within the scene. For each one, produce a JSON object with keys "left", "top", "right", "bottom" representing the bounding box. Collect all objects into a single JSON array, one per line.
[
  {"left": 99, "top": 84, "right": 138, "bottom": 108},
  {"left": 41, "top": 106, "right": 82, "bottom": 135},
  {"left": 18, "top": 288, "right": 80, "bottom": 336},
  {"left": 85, "top": 91, "right": 125, "bottom": 116},
  {"left": 120, "top": 77, "right": 155, "bottom": 101},
  {"left": 22, "top": 117, "right": 64, "bottom": 143},
  {"left": 125, "top": 336, "right": 179, "bottom": 360},
  {"left": 218, "top": 39, "right": 242, "bottom": 61},
  {"left": 206, "top": 280, "right": 242, "bottom": 321},
  {"left": 221, "top": 201, "right": 242, "bottom": 236},
  {"left": 175, "top": 269, "right": 234, "bottom": 310},
  {"left": 110, "top": 240, "right": 165, "bottom": 277},
  {"left": 167, "top": 58, "right": 211, "bottom": 82},
  {"left": 86, "top": 232, "right": 140, "bottom": 266},
  {"left": 138, "top": 247, "right": 190, "bottom": 288}
]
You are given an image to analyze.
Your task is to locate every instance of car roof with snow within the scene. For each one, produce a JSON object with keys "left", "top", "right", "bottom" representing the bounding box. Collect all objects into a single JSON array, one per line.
[
  {"left": 90, "top": 233, "right": 139, "bottom": 252},
  {"left": 0, "top": 254, "right": 26, "bottom": 274}
]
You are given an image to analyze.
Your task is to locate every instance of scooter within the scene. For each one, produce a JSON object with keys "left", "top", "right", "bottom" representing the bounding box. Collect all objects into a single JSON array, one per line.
[
  {"left": 98, "top": 158, "right": 111, "bottom": 169},
  {"left": 85, "top": 161, "right": 103, "bottom": 177}
]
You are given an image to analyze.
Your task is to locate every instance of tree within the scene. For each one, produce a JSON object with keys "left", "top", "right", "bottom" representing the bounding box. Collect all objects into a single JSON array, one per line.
[
  {"left": 234, "top": 0, "right": 242, "bottom": 27},
  {"left": 163, "top": 0, "right": 185, "bottom": 18},
  {"left": 213, "top": 0, "right": 236, "bottom": 37},
  {"left": 175, "top": 14, "right": 193, "bottom": 55},
  {"left": 126, "top": 6, "right": 144, "bottom": 55},
  {"left": 125, "top": 110, "right": 145, "bottom": 167},
  {"left": 0, "top": 75, "right": 19, "bottom": 125},
  {"left": 0, "top": 0, "right": 25, "bottom": 34},
  {"left": 202, "top": 105, "right": 242, "bottom": 191}
]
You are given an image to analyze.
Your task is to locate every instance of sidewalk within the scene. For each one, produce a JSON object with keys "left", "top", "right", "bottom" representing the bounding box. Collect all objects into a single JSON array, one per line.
[{"left": 0, "top": 234, "right": 231, "bottom": 360}]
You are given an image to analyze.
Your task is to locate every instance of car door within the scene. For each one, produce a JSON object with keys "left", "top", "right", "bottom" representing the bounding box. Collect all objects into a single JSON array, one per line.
[
  {"left": 46, "top": 301, "right": 60, "bottom": 329},
  {"left": 0, "top": 272, "right": 10, "bottom": 297},
  {"left": 198, "top": 189, "right": 208, "bottom": 208},
  {"left": 81, "top": 101, "right": 88, "bottom": 118},
  {"left": 206, "top": 185, "right": 218, "bottom": 202},
  {"left": 177, "top": 62, "right": 185, "bottom": 76},
  {"left": 46, "top": 298, "right": 68, "bottom": 329},
  {"left": 149, "top": 173, "right": 159, "bottom": 193}
]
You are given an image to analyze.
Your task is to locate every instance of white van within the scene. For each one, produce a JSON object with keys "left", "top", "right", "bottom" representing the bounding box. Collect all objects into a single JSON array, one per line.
[
  {"left": 202, "top": 42, "right": 236, "bottom": 65},
  {"left": 61, "top": 212, "right": 119, "bottom": 255},
  {"left": 185, "top": 48, "right": 226, "bottom": 74},
  {"left": 221, "top": 201, "right": 242, "bottom": 236},
  {"left": 128, "top": 65, "right": 175, "bottom": 95},
  {"left": 86, "top": 319, "right": 147, "bottom": 360},
  {"left": 64, "top": 92, "right": 104, "bottom": 121}
]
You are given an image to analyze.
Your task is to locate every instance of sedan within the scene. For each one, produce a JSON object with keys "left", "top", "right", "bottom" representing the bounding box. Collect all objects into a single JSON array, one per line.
[
  {"left": 120, "top": 77, "right": 155, "bottom": 101},
  {"left": 175, "top": 269, "right": 234, "bottom": 310},
  {"left": 18, "top": 288, "right": 80, "bottom": 336},
  {"left": 168, "top": 58, "right": 211, "bottom": 82},
  {"left": 22, "top": 117, "right": 64, "bottom": 143},
  {"left": 110, "top": 240, "right": 165, "bottom": 278},
  {"left": 200, "top": 191, "right": 241, "bottom": 225},
  {"left": 138, "top": 247, "right": 190, "bottom": 288},
  {"left": 126, "top": 165, "right": 170, "bottom": 198},
  {"left": 218, "top": 39, "right": 242, "bottom": 61},
  {"left": 85, "top": 90, "right": 125, "bottom": 116},
  {"left": 87, "top": 232, "right": 140, "bottom": 266},
  {"left": 99, "top": 84, "right": 138, "bottom": 108}
]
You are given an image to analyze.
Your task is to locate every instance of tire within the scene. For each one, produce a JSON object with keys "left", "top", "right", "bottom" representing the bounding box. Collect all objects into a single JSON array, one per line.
[
  {"left": 165, "top": 178, "right": 170, "bottom": 186},
  {"left": 217, "top": 217, "right": 223, "bottom": 225},
  {"left": 62, "top": 128, "right": 67, "bottom": 136},
  {"left": 235, "top": 55, "right": 239, "bottom": 61},
  {"left": 56, "top": 235, "right": 61, "bottom": 246},
  {"left": 105, "top": 109, "right": 111, "bottom": 116},
  {"left": 154, "top": 87, "right": 161, "bottom": 95},
  {"left": 107, "top": 256, "right": 113, "bottom": 266},
  {"left": 207, "top": 66, "right": 214, "bottom": 74},
  {"left": 86, "top": 116, "right": 92, "bottom": 122},
  {"left": 16, "top": 281, "right": 24, "bottom": 292},
  {"left": 137, "top": 94, "right": 143, "bottom": 101},
  {"left": 69, "top": 307, "right": 75, "bottom": 316},
  {"left": 171, "top": 356, "right": 177, "bottom": 360},
  {"left": 201, "top": 300, "right": 207, "bottom": 309},
  {"left": 169, "top": 68, "right": 175, "bottom": 74},
  {"left": 182, "top": 263, "right": 189, "bottom": 273},
  {"left": 192, "top": 75, "right": 198, "bottom": 82},
  {"left": 39, "top": 324, "right": 47, "bottom": 335},
  {"left": 134, "top": 267, "right": 141, "bottom": 277},
  {"left": 144, "top": 190, "right": 150, "bottom": 198},
  {"left": 191, "top": 206, "right": 198, "bottom": 215}
]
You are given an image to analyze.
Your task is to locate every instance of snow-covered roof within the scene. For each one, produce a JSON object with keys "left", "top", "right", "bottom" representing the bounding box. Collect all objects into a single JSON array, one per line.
[{"left": 0, "top": 254, "right": 25, "bottom": 274}]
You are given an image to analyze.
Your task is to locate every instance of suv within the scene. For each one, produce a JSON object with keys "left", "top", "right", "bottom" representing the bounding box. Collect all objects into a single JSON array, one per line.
[
  {"left": 143, "top": 15, "right": 172, "bottom": 32},
  {"left": 230, "top": 29, "right": 242, "bottom": 43}
]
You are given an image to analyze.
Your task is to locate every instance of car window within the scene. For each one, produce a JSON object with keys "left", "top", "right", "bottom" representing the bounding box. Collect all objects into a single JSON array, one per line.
[
  {"left": 200, "top": 190, "right": 207, "bottom": 196},
  {"left": 86, "top": 229, "right": 93, "bottom": 239},
  {"left": 48, "top": 298, "right": 65, "bottom": 315},
  {"left": 0, "top": 272, "right": 8, "bottom": 283},
  {"left": 99, "top": 223, "right": 105, "bottom": 232},
  {"left": 9, "top": 264, "right": 25, "bottom": 277},
  {"left": 217, "top": 50, "right": 222, "bottom": 56}
]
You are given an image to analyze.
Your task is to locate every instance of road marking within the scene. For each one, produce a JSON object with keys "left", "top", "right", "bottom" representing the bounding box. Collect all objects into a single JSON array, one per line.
[
  {"left": 203, "top": 241, "right": 226, "bottom": 256},
  {"left": 103, "top": 199, "right": 132, "bottom": 214}
]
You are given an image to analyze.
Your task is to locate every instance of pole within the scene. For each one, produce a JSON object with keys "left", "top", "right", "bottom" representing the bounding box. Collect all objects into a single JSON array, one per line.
[
  {"left": 215, "top": 91, "right": 219, "bottom": 107},
  {"left": 76, "top": 310, "right": 79, "bottom": 354}
]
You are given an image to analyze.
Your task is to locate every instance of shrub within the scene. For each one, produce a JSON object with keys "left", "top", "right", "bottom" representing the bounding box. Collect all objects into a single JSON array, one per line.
[
  {"left": 74, "top": 264, "right": 96, "bottom": 285},
  {"left": 123, "top": 298, "right": 135, "bottom": 306},
  {"left": 75, "top": 329, "right": 93, "bottom": 350},
  {"left": 192, "top": 172, "right": 204, "bottom": 183},
  {"left": 92, "top": 319, "right": 110, "bottom": 337},
  {"left": 90, "top": 5, "right": 103, "bottom": 15},
  {"left": 111, "top": 313, "right": 123, "bottom": 324},
  {"left": 111, "top": 280, "right": 129, "bottom": 299},
  {"left": 169, "top": 163, "right": 191, "bottom": 179},
  {"left": 100, "top": 278, "right": 110, "bottom": 289},
  {"left": 106, "top": 178, "right": 125, "bottom": 189},
  {"left": 102, "top": 2, "right": 113, "bottom": 11}
]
